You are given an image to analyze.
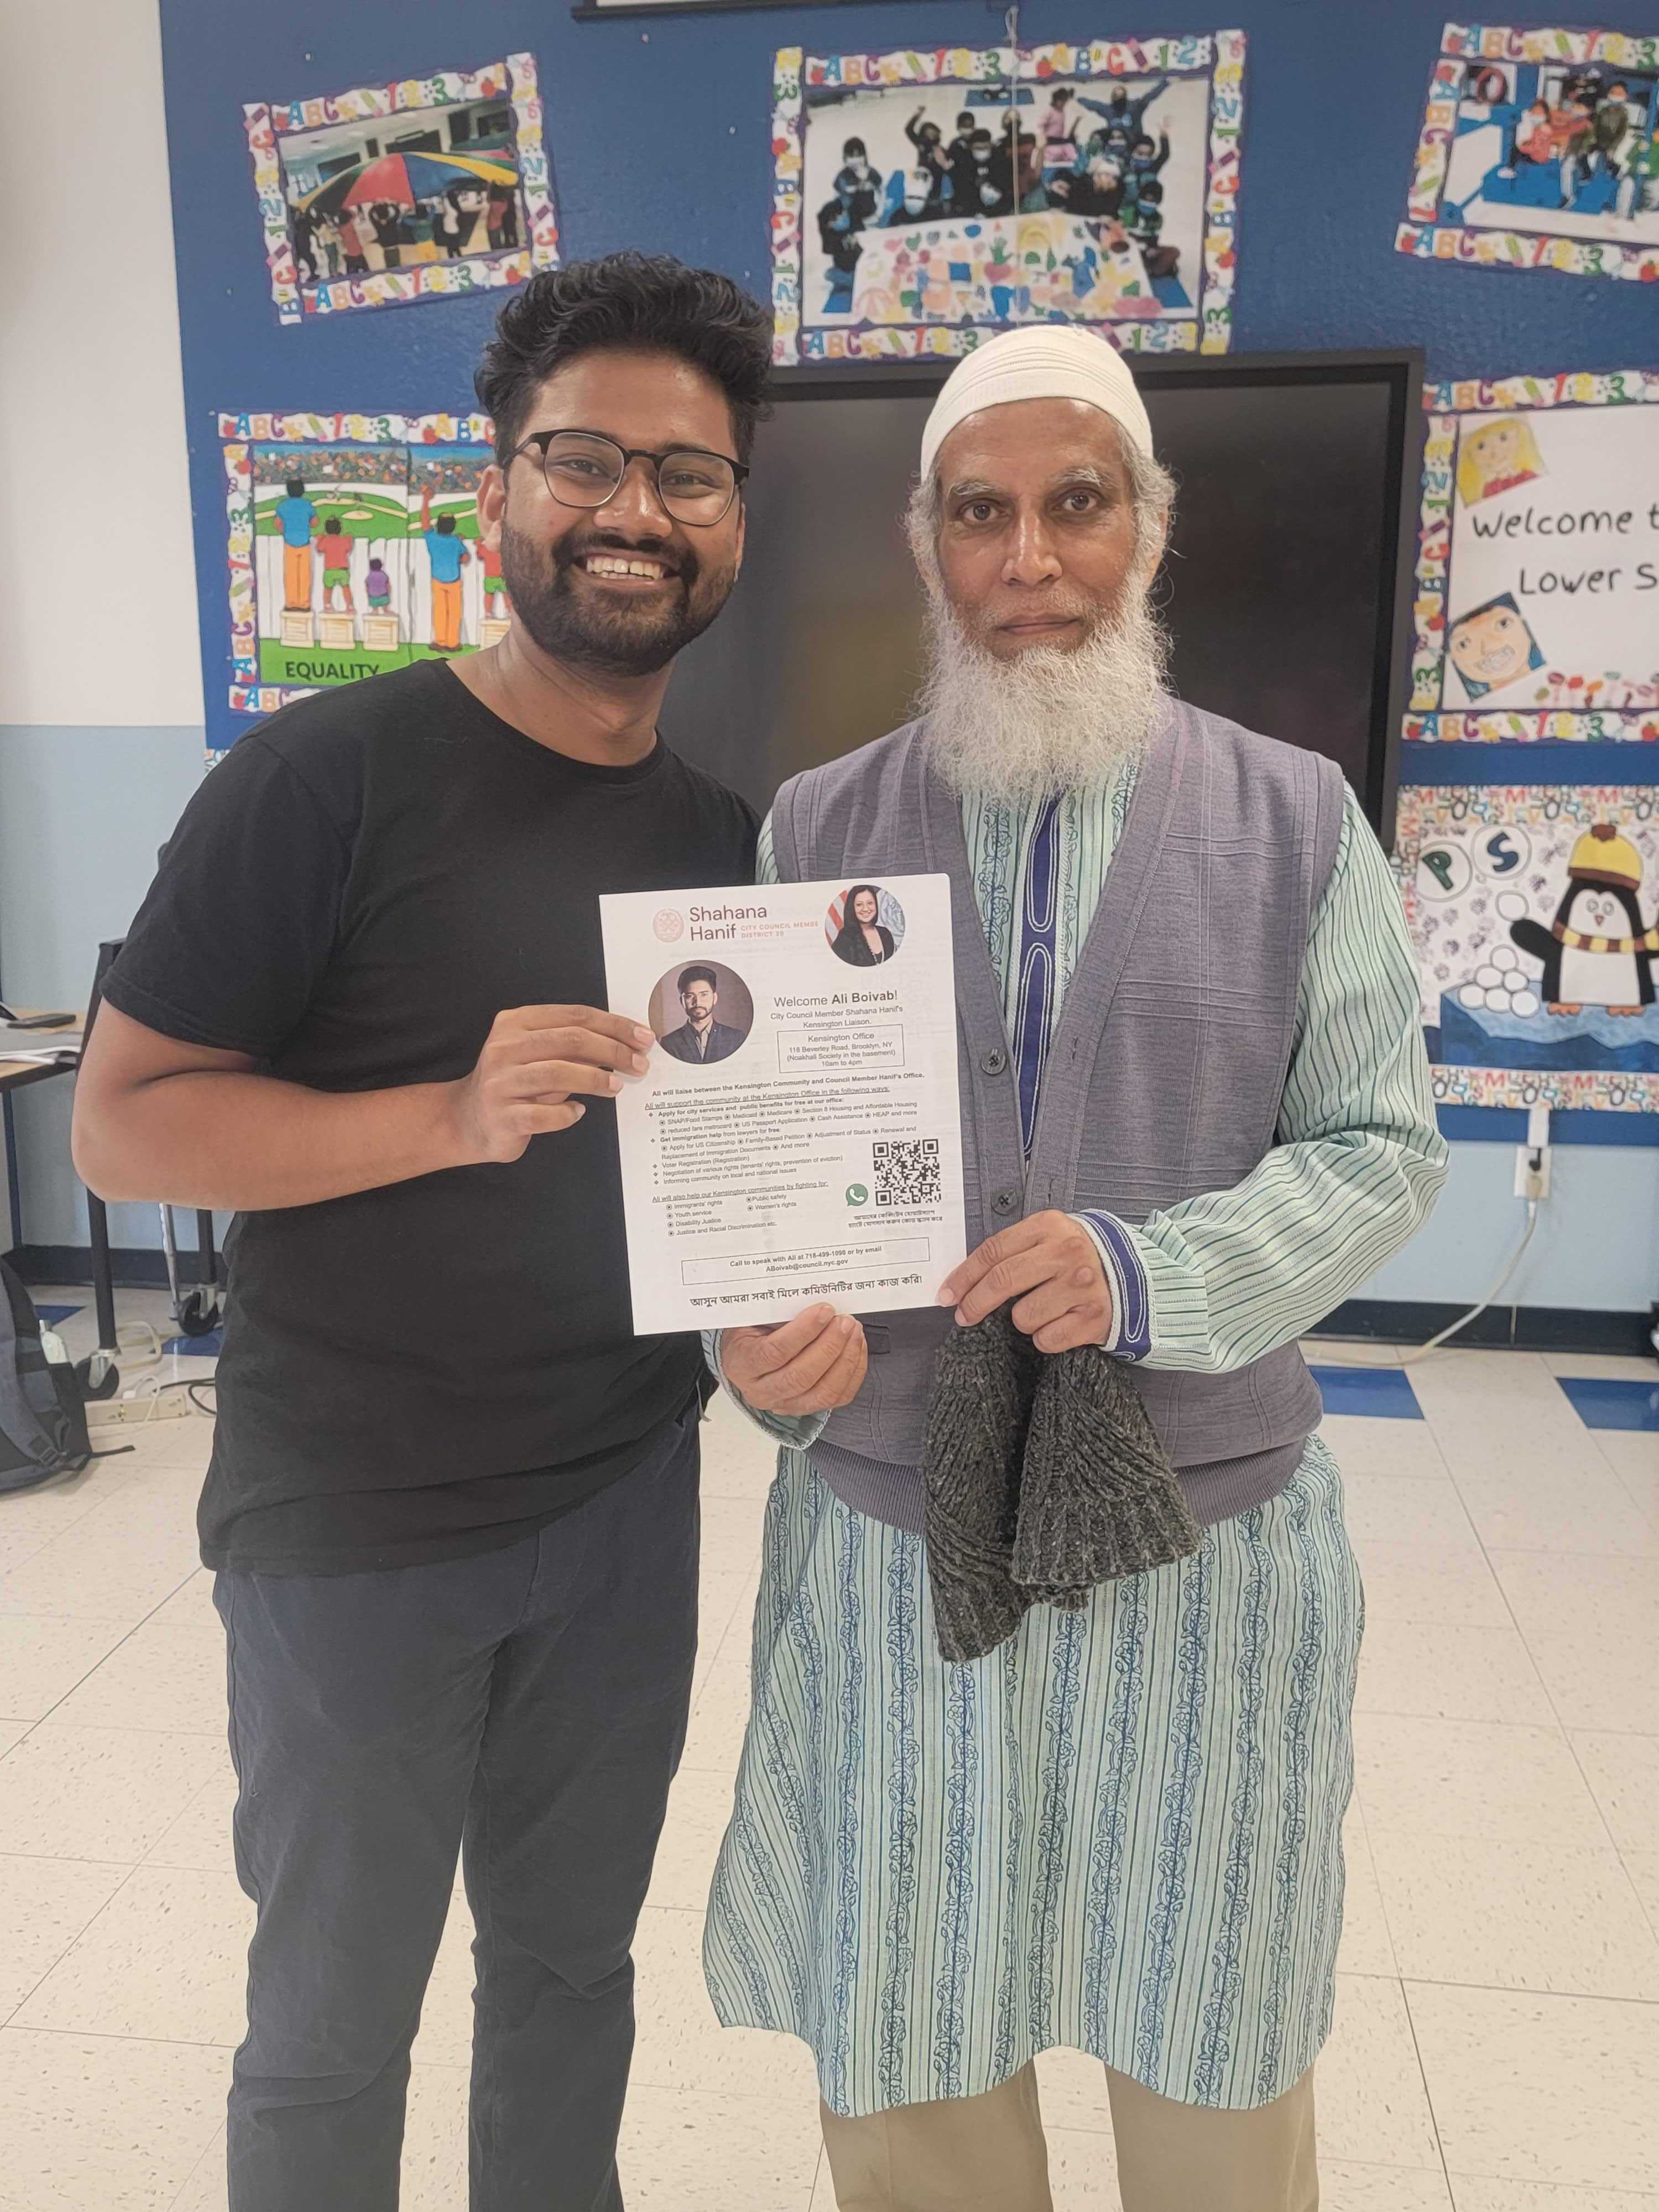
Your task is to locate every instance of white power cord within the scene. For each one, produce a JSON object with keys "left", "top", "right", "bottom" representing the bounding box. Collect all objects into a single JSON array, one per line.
[{"left": 1313, "top": 1199, "right": 1540, "bottom": 1370}]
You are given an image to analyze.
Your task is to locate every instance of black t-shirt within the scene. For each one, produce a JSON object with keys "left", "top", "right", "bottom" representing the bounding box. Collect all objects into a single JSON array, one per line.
[{"left": 102, "top": 662, "right": 757, "bottom": 1575}]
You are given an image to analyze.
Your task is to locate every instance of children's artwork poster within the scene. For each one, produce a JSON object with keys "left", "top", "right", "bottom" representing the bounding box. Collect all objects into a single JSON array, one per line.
[
  {"left": 772, "top": 34, "right": 1244, "bottom": 364},
  {"left": 243, "top": 54, "right": 558, "bottom": 324},
  {"left": 1398, "top": 22, "right": 1659, "bottom": 283},
  {"left": 1397, "top": 786, "right": 1659, "bottom": 1110},
  {"left": 222, "top": 413, "right": 508, "bottom": 718},
  {"left": 1406, "top": 368, "right": 1659, "bottom": 744}
]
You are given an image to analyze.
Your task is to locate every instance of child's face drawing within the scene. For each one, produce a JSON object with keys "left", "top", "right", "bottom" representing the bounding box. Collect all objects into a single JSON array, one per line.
[
  {"left": 1449, "top": 601, "right": 1534, "bottom": 692},
  {"left": 1470, "top": 421, "right": 1522, "bottom": 479}
]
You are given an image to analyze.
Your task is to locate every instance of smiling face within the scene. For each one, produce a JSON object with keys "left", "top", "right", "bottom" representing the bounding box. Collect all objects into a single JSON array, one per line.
[
  {"left": 1449, "top": 600, "right": 1534, "bottom": 693},
  {"left": 474, "top": 347, "right": 745, "bottom": 679},
  {"left": 932, "top": 399, "right": 1155, "bottom": 662},
  {"left": 680, "top": 977, "right": 717, "bottom": 1025},
  {"left": 853, "top": 889, "right": 879, "bottom": 925},
  {"left": 1470, "top": 420, "right": 1522, "bottom": 479}
]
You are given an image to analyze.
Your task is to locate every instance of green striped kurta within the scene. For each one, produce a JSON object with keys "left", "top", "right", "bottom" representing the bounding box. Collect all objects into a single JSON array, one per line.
[{"left": 701, "top": 765, "right": 1445, "bottom": 2115}]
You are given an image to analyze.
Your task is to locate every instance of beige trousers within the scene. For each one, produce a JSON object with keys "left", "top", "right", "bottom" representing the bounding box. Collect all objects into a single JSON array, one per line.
[{"left": 820, "top": 2059, "right": 1317, "bottom": 2212}]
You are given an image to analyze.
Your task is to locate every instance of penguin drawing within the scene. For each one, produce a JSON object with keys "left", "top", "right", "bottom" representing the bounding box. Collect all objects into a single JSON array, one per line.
[{"left": 1509, "top": 823, "right": 1658, "bottom": 1016}]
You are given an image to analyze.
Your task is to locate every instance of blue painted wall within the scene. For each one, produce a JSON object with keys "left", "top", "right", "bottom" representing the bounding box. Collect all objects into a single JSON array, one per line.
[
  {"left": 160, "top": 0, "right": 1659, "bottom": 752},
  {"left": 44, "top": 0, "right": 1637, "bottom": 1312}
]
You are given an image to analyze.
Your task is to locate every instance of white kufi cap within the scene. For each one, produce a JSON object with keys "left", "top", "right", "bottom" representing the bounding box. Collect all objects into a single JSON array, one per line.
[{"left": 919, "top": 326, "right": 1154, "bottom": 481}]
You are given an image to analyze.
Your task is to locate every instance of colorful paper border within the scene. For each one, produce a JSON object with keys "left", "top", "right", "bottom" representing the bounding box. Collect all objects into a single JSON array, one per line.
[
  {"left": 1404, "top": 367, "right": 1659, "bottom": 746},
  {"left": 770, "top": 31, "right": 1244, "bottom": 365},
  {"left": 1395, "top": 782, "right": 1659, "bottom": 1110},
  {"left": 243, "top": 53, "right": 558, "bottom": 326},
  {"left": 1396, "top": 21, "right": 1659, "bottom": 284},
  {"left": 220, "top": 409, "right": 494, "bottom": 716}
]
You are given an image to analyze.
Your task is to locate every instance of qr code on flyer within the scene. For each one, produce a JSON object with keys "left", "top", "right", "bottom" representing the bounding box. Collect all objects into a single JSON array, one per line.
[{"left": 873, "top": 1138, "right": 941, "bottom": 1208}]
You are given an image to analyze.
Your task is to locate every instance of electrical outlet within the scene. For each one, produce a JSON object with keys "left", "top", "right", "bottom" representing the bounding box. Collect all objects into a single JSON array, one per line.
[{"left": 1514, "top": 1143, "right": 1552, "bottom": 1201}]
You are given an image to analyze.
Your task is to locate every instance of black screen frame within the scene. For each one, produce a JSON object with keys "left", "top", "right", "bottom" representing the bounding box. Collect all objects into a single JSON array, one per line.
[{"left": 755, "top": 347, "right": 1425, "bottom": 850}]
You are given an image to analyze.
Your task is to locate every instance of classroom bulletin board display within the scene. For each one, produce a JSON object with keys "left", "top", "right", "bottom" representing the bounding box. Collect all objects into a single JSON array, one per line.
[
  {"left": 1398, "top": 21, "right": 1659, "bottom": 284},
  {"left": 1405, "top": 367, "right": 1659, "bottom": 744},
  {"left": 1396, "top": 786, "right": 1659, "bottom": 1112},
  {"left": 771, "top": 33, "right": 1244, "bottom": 365},
  {"left": 221, "top": 413, "right": 509, "bottom": 723},
  {"left": 243, "top": 54, "right": 558, "bottom": 324}
]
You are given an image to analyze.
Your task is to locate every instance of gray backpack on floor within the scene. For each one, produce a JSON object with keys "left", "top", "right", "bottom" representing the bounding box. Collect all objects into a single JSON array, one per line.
[{"left": 0, "top": 1258, "right": 92, "bottom": 1497}]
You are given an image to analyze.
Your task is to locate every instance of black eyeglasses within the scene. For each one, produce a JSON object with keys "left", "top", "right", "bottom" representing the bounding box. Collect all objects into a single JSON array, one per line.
[{"left": 508, "top": 429, "right": 748, "bottom": 527}]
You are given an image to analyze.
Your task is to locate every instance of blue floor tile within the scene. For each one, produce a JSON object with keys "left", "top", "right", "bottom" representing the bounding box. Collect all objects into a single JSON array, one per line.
[
  {"left": 1556, "top": 1376, "right": 1659, "bottom": 1432},
  {"left": 161, "top": 1329, "right": 223, "bottom": 1360},
  {"left": 1308, "top": 1365, "right": 1424, "bottom": 1420},
  {"left": 34, "top": 1303, "right": 82, "bottom": 1326}
]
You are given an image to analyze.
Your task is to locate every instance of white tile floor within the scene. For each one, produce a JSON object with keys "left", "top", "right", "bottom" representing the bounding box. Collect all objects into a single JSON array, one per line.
[{"left": 2, "top": 1295, "right": 1657, "bottom": 2209}]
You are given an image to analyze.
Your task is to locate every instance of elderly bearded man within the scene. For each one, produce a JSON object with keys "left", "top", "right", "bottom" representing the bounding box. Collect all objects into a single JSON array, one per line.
[{"left": 706, "top": 327, "right": 1447, "bottom": 2212}]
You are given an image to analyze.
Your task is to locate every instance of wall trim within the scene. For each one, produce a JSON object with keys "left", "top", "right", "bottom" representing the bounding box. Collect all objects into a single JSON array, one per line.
[
  {"left": 14, "top": 1248, "right": 1655, "bottom": 1363},
  {"left": 8, "top": 1244, "right": 215, "bottom": 1291},
  {"left": 1313, "top": 1297, "right": 1657, "bottom": 1359}
]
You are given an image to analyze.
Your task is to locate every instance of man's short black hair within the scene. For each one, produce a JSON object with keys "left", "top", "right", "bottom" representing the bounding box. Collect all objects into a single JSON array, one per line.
[
  {"left": 436, "top": 514, "right": 456, "bottom": 535},
  {"left": 843, "top": 135, "right": 866, "bottom": 158},
  {"left": 285, "top": 477, "right": 305, "bottom": 498},
  {"left": 678, "top": 964, "right": 718, "bottom": 994},
  {"left": 475, "top": 251, "right": 773, "bottom": 469},
  {"left": 956, "top": 111, "right": 975, "bottom": 129}
]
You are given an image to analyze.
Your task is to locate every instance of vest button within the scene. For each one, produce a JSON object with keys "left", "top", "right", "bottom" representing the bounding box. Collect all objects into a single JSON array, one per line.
[
  {"left": 991, "top": 1188, "right": 1020, "bottom": 1215},
  {"left": 980, "top": 1047, "right": 1009, "bottom": 1076}
]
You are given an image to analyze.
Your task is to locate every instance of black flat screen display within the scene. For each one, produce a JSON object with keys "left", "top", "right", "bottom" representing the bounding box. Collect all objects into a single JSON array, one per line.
[{"left": 660, "top": 353, "right": 1421, "bottom": 846}]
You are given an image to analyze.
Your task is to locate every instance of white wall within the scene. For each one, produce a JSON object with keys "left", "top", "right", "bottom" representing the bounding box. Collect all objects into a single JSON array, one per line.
[
  {"left": 0, "top": 0, "right": 204, "bottom": 1253},
  {"left": 0, "top": 0, "right": 201, "bottom": 728}
]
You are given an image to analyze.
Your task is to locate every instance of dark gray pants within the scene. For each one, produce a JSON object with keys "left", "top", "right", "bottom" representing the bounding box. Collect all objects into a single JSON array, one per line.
[{"left": 215, "top": 1404, "right": 701, "bottom": 2211}]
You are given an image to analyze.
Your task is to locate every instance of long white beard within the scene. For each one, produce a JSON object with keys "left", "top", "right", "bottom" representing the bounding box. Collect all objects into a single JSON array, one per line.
[{"left": 915, "top": 581, "right": 1170, "bottom": 804}]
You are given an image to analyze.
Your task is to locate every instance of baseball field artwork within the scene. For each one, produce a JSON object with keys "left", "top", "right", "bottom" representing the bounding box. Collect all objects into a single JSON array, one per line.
[
  {"left": 1407, "top": 368, "right": 1659, "bottom": 743},
  {"left": 1397, "top": 785, "right": 1659, "bottom": 1112},
  {"left": 223, "top": 414, "right": 506, "bottom": 721},
  {"left": 1399, "top": 21, "right": 1659, "bottom": 283},
  {"left": 772, "top": 34, "right": 1244, "bottom": 363}
]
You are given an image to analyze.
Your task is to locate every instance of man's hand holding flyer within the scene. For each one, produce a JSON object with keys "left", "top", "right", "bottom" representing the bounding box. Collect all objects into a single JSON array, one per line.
[{"left": 600, "top": 873, "right": 966, "bottom": 1334}]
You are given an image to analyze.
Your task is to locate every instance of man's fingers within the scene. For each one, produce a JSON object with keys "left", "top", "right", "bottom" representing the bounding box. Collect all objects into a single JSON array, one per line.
[
  {"left": 770, "top": 1328, "right": 868, "bottom": 1413},
  {"left": 954, "top": 1248, "right": 1067, "bottom": 1327},
  {"left": 732, "top": 1305, "right": 843, "bottom": 1380},
  {"left": 492, "top": 1025, "right": 651, "bottom": 1077},
  {"left": 936, "top": 1218, "right": 1048, "bottom": 1308},
  {"left": 503, "top": 1004, "right": 655, "bottom": 1052},
  {"left": 757, "top": 1314, "right": 861, "bottom": 1402},
  {"left": 495, "top": 1059, "right": 627, "bottom": 1102},
  {"left": 513, "top": 1101, "right": 587, "bottom": 1136},
  {"left": 1009, "top": 1269, "right": 1102, "bottom": 1338}
]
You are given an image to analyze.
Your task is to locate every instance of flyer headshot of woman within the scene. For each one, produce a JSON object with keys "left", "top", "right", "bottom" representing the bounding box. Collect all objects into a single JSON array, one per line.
[{"left": 830, "top": 882, "right": 899, "bottom": 966}]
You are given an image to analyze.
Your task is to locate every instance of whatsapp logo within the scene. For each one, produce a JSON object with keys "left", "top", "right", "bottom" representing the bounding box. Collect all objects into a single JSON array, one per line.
[{"left": 846, "top": 1183, "right": 869, "bottom": 1207}]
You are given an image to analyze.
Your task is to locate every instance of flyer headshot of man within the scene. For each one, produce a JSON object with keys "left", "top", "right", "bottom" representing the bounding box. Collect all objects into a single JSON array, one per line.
[
  {"left": 72, "top": 253, "right": 768, "bottom": 2212},
  {"left": 829, "top": 880, "right": 898, "bottom": 966},
  {"left": 710, "top": 325, "right": 1447, "bottom": 2212},
  {"left": 659, "top": 961, "right": 749, "bottom": 1062}
]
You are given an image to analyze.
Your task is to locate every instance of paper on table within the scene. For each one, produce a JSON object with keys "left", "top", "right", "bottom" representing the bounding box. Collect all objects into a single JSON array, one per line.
[{"left": 601, "top": 874, "right": 966, "bottom": 1335}]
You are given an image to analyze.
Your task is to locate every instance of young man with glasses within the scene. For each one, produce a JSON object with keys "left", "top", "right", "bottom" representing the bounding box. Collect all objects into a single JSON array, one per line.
[{"left": 72, "top": 254, "right": 771, "bottom": 2212}]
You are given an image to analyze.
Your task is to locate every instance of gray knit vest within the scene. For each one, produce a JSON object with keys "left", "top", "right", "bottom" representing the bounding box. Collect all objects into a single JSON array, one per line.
[{"left": 768, "top": 701, "right": 1345, "bottom": 1536}]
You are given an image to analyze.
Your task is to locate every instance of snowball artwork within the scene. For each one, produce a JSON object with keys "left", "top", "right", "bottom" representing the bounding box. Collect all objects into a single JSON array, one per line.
[
  {"left": 1398, "top": 22, "right": 1659, "bottom": 285},
  {"left": 1397, "top": 785, "right": 1659, "bottom": 1111}
]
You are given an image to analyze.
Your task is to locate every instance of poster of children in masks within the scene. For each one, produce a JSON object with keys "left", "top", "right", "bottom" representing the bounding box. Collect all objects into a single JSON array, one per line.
[
  {"left": 772, "top": 35, "right": 1244, "bottom": 362},
  {"left": 1399, "top": 22, "right": 1659, "bottom": 283},
  {"left": 1407, "top": 369, "right": 1659, "bottom": 742},
  {"left": 1396, "top": 785, "right": 1659, "bottom": 1111}
]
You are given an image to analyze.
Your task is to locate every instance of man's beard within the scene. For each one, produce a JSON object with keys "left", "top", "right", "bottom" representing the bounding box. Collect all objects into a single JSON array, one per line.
[
  {"left": 498, "top": 520, "right": 738, "bottom": 679},
  {"left": 915, "top": 575, "right": 1170, "bottom": 804}
]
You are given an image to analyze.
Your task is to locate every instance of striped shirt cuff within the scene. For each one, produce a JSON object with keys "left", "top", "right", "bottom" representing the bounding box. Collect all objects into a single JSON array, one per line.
[
  {"left": 702, "top": 1328, "right": 829, "bottom": 1449},
  {"left": 1073, "top": 1212, "right": 1153, "bottom": 1361}
]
